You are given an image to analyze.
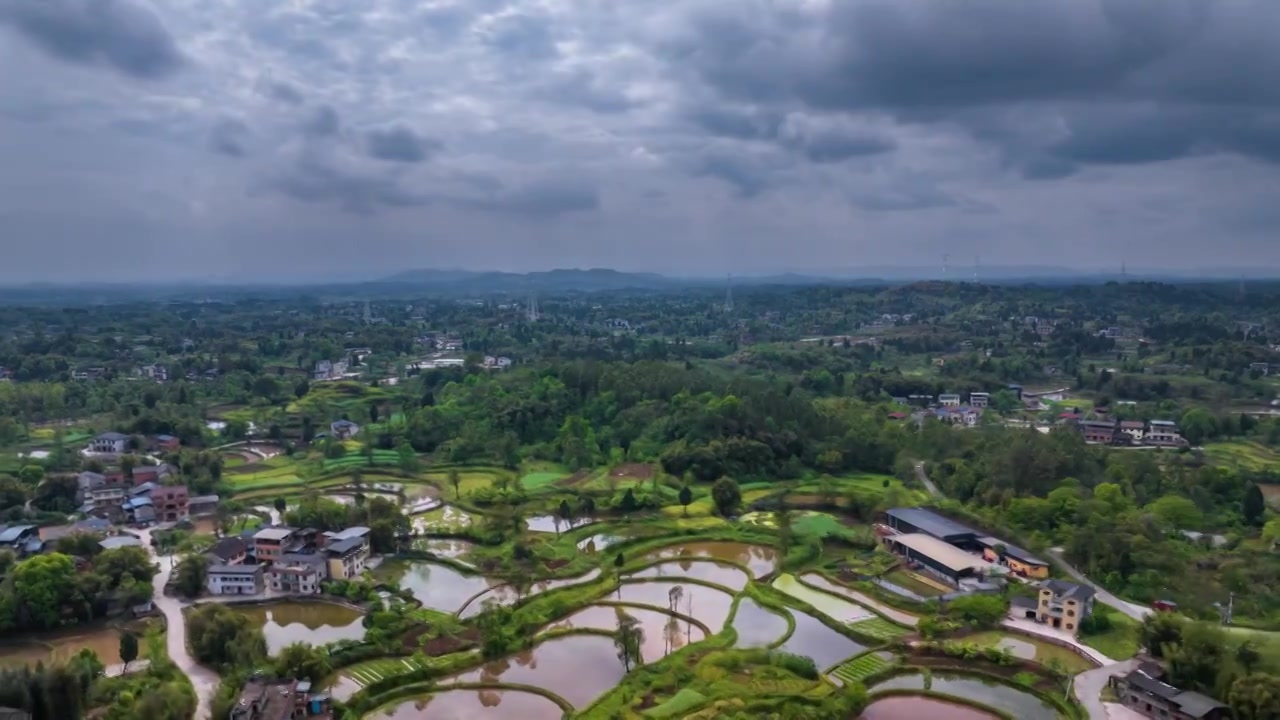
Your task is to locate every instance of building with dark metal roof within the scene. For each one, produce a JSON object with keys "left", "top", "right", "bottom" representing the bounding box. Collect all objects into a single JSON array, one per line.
[{"left": 883, "top": 508, "right": 978, "bottom": 545}]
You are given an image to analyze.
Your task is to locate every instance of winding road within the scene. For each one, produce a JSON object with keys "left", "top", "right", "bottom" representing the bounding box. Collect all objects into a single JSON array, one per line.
[
  {"left": 1045, "top": 548, "right": 1151, "bottom": 623},
  {"left": 913, "top": 461, "right": 944, "bottom": 499},
  {"left": 140, "top": 528, "right": 218, "bottom": 720}
]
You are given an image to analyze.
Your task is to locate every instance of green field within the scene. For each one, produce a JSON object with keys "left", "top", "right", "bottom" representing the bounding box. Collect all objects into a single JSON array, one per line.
[
  {"left": 519, "top": 471, "right": 564, "bottom": 490},
  {"left": 1203, "top": 441, "right": 1280, "bottom": 472},
  {"left": 1079, "top": 607, "right": 1141, "bottom": 661},
  {"left": 883, "top": 569, "right": 949, "bottom": 597},
  {"left": 829, "top": 653, "right": 891, "bottom": 684},
  {"left": 848, "top": 617, "right": 909, "bottom": 642},
  {"left": 322, "top": 451, "right": 399, "bottom": 471},
  {"left": 642, "top": 689, "right": 708, "bottom": 718}
]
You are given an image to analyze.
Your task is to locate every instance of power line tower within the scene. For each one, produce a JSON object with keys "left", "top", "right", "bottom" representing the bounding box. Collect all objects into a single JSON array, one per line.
[
  {"left": 527, "top": 295, "right": 540, "bottom": 322},
  {"left": 973, "top": 256, "right": 981, "bottom": 283},
  {"left": 725, "top": 274, "right": 734, "bottom": 313},
  {"left": 362, "top": 301, "right": 372, "bottom": 325},
  {"left": 943, "top": 253, "right": 950, "bottom": 280}
]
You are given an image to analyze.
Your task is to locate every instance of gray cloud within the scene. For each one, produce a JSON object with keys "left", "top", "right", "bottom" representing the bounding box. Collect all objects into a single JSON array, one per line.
[
  {"left": 259, "top": 79, "right": 304, "bottom": 106},
  {"left": 269, "top": 151, "right": 427, "bottom": 214},
  {"left": 302, "top": 105, "right": 340, "bottom": 138},
  {"left": 364, "top": 126, "right": 440, "bottom": 163},
  {"left": 209, "top": 118, "right": 249, "bottom": 157},
  {"left": 477, "top": 180, "right": 599, "bottom": 216},
  {"left": 478, "top": 12, "right": 558, "bottom": 61},
  {"left": 0, "top": 0, "right": 184, "bottom": 79}
]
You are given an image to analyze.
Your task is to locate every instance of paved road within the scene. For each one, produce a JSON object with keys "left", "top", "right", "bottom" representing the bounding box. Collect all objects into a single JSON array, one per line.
[
  {"left": 1074, "top": 658, "right": 1145, "bottom": 720},
  {"left": 913, "top": 461, "right": 944, "bottom": 499},
  {"left": 1001, "top": 617, "right": 1114, "bottom": 664},
  {"left": 1046, "top": 548, "right": 1151, "bottom": 622},
  {"left": 141, "top": 529, "right": 218, "bottom": 720}
]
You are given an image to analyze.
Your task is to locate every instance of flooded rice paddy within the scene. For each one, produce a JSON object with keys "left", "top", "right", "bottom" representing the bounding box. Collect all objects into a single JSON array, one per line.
[
  {"left": 0, "top": 626, "right": 127, "bottom": 667},
  {"left": 367, "top": 688, "right": 563, "bottom": 720},
  {"left": 449, "top": 633, "right": 627, "bottom": 709},
  {"left": 542, "top": 604, "right": 705, "bottom": 661},
  {"left": 374, "top": 560, "right": 500, "bottom": 613},
  {"left": 731, "top": 598, "right": 791, "bottom": 648},
  {"left": 614, "top": 580, "right": 736, "bottom": 632},
  {"left": 525, "top": 515, "right": 595, "bottom": 533},
  {"left": 772, "top": 574, "right": 875, "bottom": 624},
  {"left": 629, "top": 560, "right": 750, "bottom": 591},
  {"left": 638, "top": 542, "right": 777, "bottom": 578},
  {"left": 869, "top": 673, "right": 1058, "bottom": 720},
  {"left": 860, "top": 695, "right": 1000, "bottom": 720},
  {"left": 776, "top": 608, "right": 867, "bottom": 670},
  {"left": 457, "top": 569, "right": 603, "bottom": 618}
]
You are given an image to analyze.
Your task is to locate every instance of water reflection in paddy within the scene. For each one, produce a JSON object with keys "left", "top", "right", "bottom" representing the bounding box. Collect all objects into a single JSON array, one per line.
[
  {"left": 576, "top": 533, "right": 624, "bottom": 553},
  {"left": 412, "top": 505, "right": 475, "bottom": 533},
  {"left": 411, "top": 537, "right": 477, "bottom": 563},
  {"left": 629, "top": 560, "right": 750, "bottom": 591},
  {"left": 233, "top": 602, "right": 366, "bottom": 655},
  {"left": 458, "top": 569, "right": 603, "bottom": 618},
  {"left": 450, "top": 633, "right": 626, "bottom": 709},
  {"left": 732, "top": 598, "right": 790, "bottom": 648},
  {"left": 639, "top": 542, "right": 777, "bottom": 578},
  {"left": 525, "top": 515, "right": 595, "bottom": 533},
  {"left": 368, "top": 688, "right": 563, "bottom": 720},
  {"left": 544, "top": 604, "right": 705, "bottom": 661},
  {"left": 776, "top": 609, "right": 866, "bottom": 671},
  {"left": 860, "top": 695, "right": 1000, "bottom": 720},
  {"left": 375, "top": 560, "right": 499, "bottom": 613},
  {"left": 869, "top": 673, "right": 1057, "bottom": 720},
  {"left": 614, "top": 581, "right": 735, "bottom": 632}
]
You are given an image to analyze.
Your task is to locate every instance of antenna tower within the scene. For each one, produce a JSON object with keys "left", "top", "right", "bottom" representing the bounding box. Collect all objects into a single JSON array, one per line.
[
  {"left": 973, "top": 256, "right": 981, "bottom": 283},
  {"left": 725, "top": 274, "right": 734, "bottom": 313},
  {"left": 943, "top": 253, "right": 950, "bottom": 280},
  {"left": 527, "top": 295, "right": 540, "bottom": 322}
]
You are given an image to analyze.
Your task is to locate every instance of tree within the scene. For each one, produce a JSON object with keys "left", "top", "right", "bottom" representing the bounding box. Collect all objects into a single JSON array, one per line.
[
  {"left": 619, "top": 487, "right": 639, "bottom": 515},
  {"left": 397, "top": 442, "right": 419, "bottom": 474},
  {"left": 274, "top": 642, "right": 332, "bottom": 681},
  {"left": 1262, "top": 518, "right": 1280, "bottom": 549},
  {"left": 449, "top": 469, "right": 462, "bottom": 499},
  {"left": 579, "top": 495, "right": 596, "bottom": 519},
  {"left": 945, "top": 594, "right": 1007, "bottom": 628},
  {"left": 1228, "top": 673, "right": 1280, "bottom": 720},
  {"left": 173, "top": 554, "right": 209, "bottom": 599},
  {"left": 274, "top": 496, "right": 287, "bottom": 514},
  {"left": 1139, "top": 613, "right": 1185, "bottom": 658},
  {"left": 119, "top": 631, "right": 138, "bottom": 673},
  {"left": 557, "top": 499, "right": 574, "bottom": 532},
  {"left": 17, "top": 465, "right": 43, "bottom": 486},
  {"left": 614, "top": 609, "right": 644, "bottom": 672},
  {"left": 294, "top": 380, "right": 310, "bottom": 399},
  {"left": 775, "top": 507, "right": 794, "bottom": 556},
  {"left": 613, "top": 552, "right": 625, "bottom": 570},
  {"left": 678, "top": 485, "right": 692, "bottom": 516},
  {"left": 187, "top": 603, "right": 266, "bottom": 668},
  {"left": 0, "top": 477, "right": 28, "bottom": 510},
  {"left": 1146, "top": 495, "right": 1203, "bottom": 530},
  {"left": 1179, "top": 408, "right": 1216, "bottom": 446},
  {"left": 11, "top": 553, "right": 78, "bottom": 630},
  {"left": 1243, "top": 484, "right": 1266, "bottom": 527},
  {"left": 711, "top": 477, "right": 741, "bottom": 517}
]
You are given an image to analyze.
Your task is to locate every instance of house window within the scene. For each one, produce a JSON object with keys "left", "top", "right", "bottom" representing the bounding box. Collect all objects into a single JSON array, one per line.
[{"left": 1067, "top": 610, "right": 1075, "bottom": 617}]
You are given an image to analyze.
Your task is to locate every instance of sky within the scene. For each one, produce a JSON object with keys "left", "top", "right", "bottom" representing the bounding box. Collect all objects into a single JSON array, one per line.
[{"left": 2, "top": 0, "right": 1280, "bottom": 283}]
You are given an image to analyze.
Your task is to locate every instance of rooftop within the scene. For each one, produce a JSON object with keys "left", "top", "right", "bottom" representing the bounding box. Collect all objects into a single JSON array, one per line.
[
  {"left": 208, "top": 564, "right": 260, "bottom": 576},
  {"left": 254, "top": 527, "right": 297, "bottom": 542},
  {"left": 95, "top": 432, "right": 128, "bottom": 441},
  {"left": 324, "top": 537, "right": 366, "bottom": 556},
  {"left": 327, "top": 526, "right": 370, "bottom": 541},
  {"left": 189, "top": 494, "right": 220, "bottom": 505},
  {"left": 208, "top": 537, "right": 248, "bottom": 561},
  {"left": 1042, "top": 578, "right": 1097, "bottom": 602},
  {"left": 0, "top": 525, "right": 37, "bottom": 544},
  {"left": 885, "top": 507, "right": 977, "bottom": 540},
  {"left": 889, "top": 533, "right": 995, "bottom": 574},
  {"left": 99, "top": 535, "right": 143, "bottom": 550},
  {"left": 977, "top": 536, "right": 1047, "bottom": 566}
]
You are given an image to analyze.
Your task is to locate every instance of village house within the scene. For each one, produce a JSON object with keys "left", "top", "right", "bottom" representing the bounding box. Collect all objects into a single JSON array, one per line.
[
  {"left": 1110, "top": 662, "right": 1227, "bottom": 720},
  {"left": 0, "top": 526, "right": 40, "bottom": 556},
  {"left": 322, "top": 526, "right": 370, "bottom": 580},
  {"left": 977, "top": 538, "right": 1049, "bottom": 579},
  {"left": 267, "top": 557, "right": 324, "bottom": 595},
  {"left": 207, "top": 536, "right": 248, "bottom": 565},
  {"left": 150, "top": 485, "right": 189, "bottom": 522},
  {"left": 189, "top": 494, "right": 220, "bottom": 517},
  {"left": 1033, "top": 579, "right": 1095, "bottom": 634},
  {"left": 1079, "top": 420, "right": 1119, "bottom": 445},
  {"left": 228, "top": 677, "right": 332, "bottom": 720},
  {"left": 120, "top": 495, "right": 156, "bottom": 525},
  {"left": 207, "top": 565, "right": 264, "bottom": 596},
  {"left": 968, "top": 392, "right": 990, "bottom": 408},
  {"left": 1119, "top": 420, "right": 1146, "bottom": 443},
  {"left": 89, "top": 432, "right": 129, "bottom": 454},
  {"left": 1146, "top": 420, "right": 1186, "bottom": 447},
  {"left": 938, "top": 393, "right": 962, "bottom": 407},
  {"left": 329, "top": 419, "right": 360, "bottom": 440},
  {"left": 253, "top": 527, "right": 298, "bottom": 564},
  {"left": 149, "top": 434, "right": 181, "bottom": 453}
]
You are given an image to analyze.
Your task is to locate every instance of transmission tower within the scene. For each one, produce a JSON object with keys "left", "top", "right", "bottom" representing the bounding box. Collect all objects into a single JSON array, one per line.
[
  {"left": 725, "top": 274, "right": 734, "bottom": 313},
  {"left": 527, "top": 295, "right": 540, "bottom": 322}
]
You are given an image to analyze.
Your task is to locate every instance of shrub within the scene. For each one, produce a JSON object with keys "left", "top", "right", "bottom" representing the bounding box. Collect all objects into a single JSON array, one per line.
[{"left": 768, "top": 651, "right": 819, "bottom": 680}]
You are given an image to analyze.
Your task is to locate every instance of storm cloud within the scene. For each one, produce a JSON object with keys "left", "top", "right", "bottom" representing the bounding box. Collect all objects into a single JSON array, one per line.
[{"left": 1, "top": 0, "right": 1279, "bottom": 282}]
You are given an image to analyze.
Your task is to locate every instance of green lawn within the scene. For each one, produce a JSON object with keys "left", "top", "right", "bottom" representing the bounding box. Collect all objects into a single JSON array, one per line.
[
  {"left": 830, "top": 653, "right": 891, "bottom": 684},
  {"left": 519, "top": 471, "right": 564, "bottom": 490},
  {"left": 1079, "top": 607, "right": 1141, "bottom": 661},
  {"left": 966, "top": 631, "right": 1095, "bottom": 674},
  {"left": 322, "top": 451, "right": 399, "bottom": 471},
  {"left": 423, "top": 469, "right": 505, "bottom": 498},
  {"left": 643, "top": 689, "right": 708, "bottom": 718}
]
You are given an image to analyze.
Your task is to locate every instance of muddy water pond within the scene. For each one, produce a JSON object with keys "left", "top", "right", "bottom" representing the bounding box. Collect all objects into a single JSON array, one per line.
[
  {"left": 576, "top": 533, "right": 625, "bottom": 553},
  {"left": 412, "top": 505, "right": 476, "bottom": 533},
  {"left": 233, "top": 602, "right": 366, "bottom": 655},
  {"left": 639, "top": 542, "right": 777, "bottom": 578},
  {"left": 614, "top": 580, "right": 735, "bottom": 632},
  {"left": 0, "top": 626, "right": 127, "bottom": 667},
  {"left": 732, "top": 598, "right": 791, "bottom": 648},
  {"left": 458, "top": 569, "right": 603, "bottom": 618},
  {"left": 375, "top": 560, "right": 500, "bottom": 613},
  {"left": 369, "top": 688, "right": 564, "bottom": 720},
  {"left": 869, "top": 673, "right": 1057, "bottom": 720},
  {"left": 410, "top": 537, "right": 478, "bottom": 563},
  {"left": 776, "top": 609, "right": 867, "bottom": 671},
  {"left": 860, "top": 695, "right": 1000, "bottom": 720},
  {"left": 629, "top": 560, "right": 750, "bottom": 591},
  {"left": 543, "top": 604, "right": 705, "bottom": 660},
  {"left": 450, "top": 633, "right": 627, "bottom": 709}
]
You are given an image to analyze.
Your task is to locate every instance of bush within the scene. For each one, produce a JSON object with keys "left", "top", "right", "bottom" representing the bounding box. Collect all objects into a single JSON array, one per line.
[{"left": 767, "top": 651, "right": 819, "bottom": 680}]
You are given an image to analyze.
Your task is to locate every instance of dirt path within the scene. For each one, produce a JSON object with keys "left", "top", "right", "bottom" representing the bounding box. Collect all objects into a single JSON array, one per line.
[{"left": 914, "top": 461, "right": 944, "bottom": 498}]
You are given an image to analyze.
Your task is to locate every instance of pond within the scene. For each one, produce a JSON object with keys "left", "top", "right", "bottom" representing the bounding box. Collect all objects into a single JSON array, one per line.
[
  {"left": 800, "top": 574, "right": 919, "bottom": 627},
  {"left": 410, "top": 537, "right": 477, "bottom": 563},
  {"left": 412, "top": 505, "right": 477, "bottom": 533},
  {"left": 614, "top": 581, "right": 736, "bottom": 632},
  {"left": 0, "top": 626, "right": 127, "bottom": 668},
  {"left": 525, "top": 515, "right": 595, "bottom": 533},
  {"left": 629, "top": 560, "right": 750, "bottom": 591},
  {"left": 449, "top": 633, "right": 627, "bottom": 709},
  {"left": 576, "top": 533, "right": 625, "bottom": 553},
  {"left": 732, "top": 598, "right": 791, "bottom": 648},
  {"left": 374, "top": 560, "right": 500, "bottom": 613},
  {"left": 772, "top": 574, "right": 875, "bottom": 624},
  {"left": 543, "top": 604, "right": 705, "bottom": 661},
  {"left": 638, "top": 542, "right": 777, "bottom": 578},
  {"left": 368, "top": 688, "right": 564, "bottom": 720},
  {"left": 776, "top": 609, "right": 867, "bottom": 671},
  {"left": 232, "top": 602, "right": 366, "bottom": 655},
  {"left": 458, "top": 569, "right": 603, "bottom": 618},
  {"left": 869, "top": 673, "right": 1058, "bottom": 720},
  {"left": 860, "top": 695, "right": 1000, "bottom": 720}
]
